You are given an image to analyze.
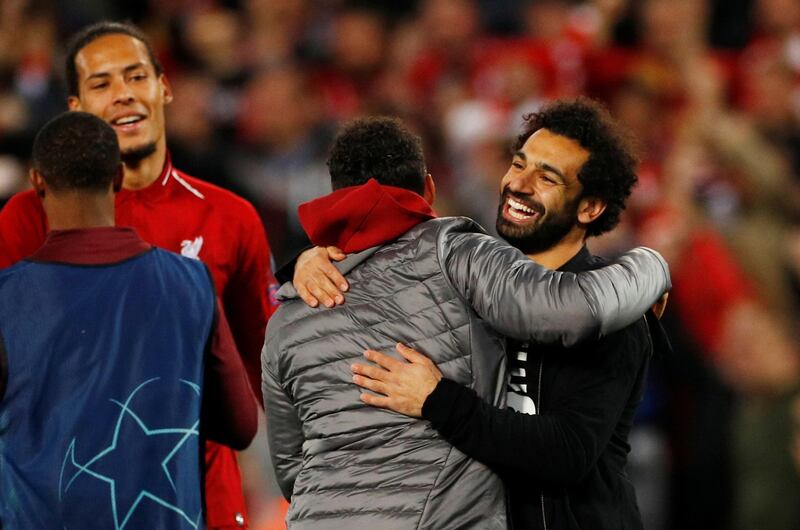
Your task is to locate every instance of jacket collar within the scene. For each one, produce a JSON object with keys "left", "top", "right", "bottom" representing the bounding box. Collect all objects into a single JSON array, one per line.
[
  {"left": 28, "top": 227, "right": 152, "bottom": 265},
  {"left": 116, "top": 152, "right": 176, "bottom": 205}
]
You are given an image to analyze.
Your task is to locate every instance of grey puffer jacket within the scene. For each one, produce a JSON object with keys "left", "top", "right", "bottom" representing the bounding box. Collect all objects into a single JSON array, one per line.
[{"left": 262, "top": 217, "right": 670, "bottom": 530}]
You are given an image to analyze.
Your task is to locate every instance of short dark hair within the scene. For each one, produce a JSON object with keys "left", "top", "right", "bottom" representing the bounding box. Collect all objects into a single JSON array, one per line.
[
  {"left": 65, "top": 21, "right": 163, "bottom": 97},
  {"left": 327, "top": 117, "right": 427, "bottom": 194},
  {"left": 516, "top": 97, "right": 638, "bottom": 237},
  {"left": 32, "top": 111, "right": 120, "bottom": 192}
]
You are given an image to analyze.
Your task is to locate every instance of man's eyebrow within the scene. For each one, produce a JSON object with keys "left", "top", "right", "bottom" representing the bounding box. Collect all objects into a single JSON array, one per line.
[
  {"left": 86, "top": 72, "right": 110, "bottom": 81},
  {"left": 513, "top": 150, "right": 527, "bottom": 161},
  {"left": 84, "top": 63, "right": 147, "bottom": 81},
  {"left": 535, "top": 161, "right": 566, "bottom": 181},
  {"left": 123, "top": 63, "right": 147, "bottom": 73}
]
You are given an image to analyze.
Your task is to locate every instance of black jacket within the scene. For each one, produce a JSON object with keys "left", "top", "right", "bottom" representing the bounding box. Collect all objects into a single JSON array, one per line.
[{"left": 423, "top": 246, "right": 664, "bottom": 529}]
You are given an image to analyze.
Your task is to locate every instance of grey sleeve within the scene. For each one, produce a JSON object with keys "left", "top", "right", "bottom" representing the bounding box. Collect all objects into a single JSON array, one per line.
[
  {"left": 262, "top": 336, "right": 304, "bottom": 500},
  {"left": 443, "top": 231, "right": 671, "bottom": 347}
]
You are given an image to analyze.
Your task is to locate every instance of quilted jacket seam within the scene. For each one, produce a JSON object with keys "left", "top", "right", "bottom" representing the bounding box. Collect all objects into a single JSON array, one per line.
[{"left": 414, "top": 444, "right": 455, "bottom": 529}]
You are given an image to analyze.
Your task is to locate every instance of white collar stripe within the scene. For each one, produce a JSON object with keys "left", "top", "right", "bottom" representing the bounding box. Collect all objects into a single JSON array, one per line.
[
  {"left": 171, "top": 170, "right": 205, "bottom": 200},
  {"left": 161, "top": 159, "right": 174, "bottom": 186}
]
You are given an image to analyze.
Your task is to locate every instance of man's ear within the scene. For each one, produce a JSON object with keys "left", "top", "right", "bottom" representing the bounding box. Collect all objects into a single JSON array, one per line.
[
  {"left": 67, "top": 96, "right": 82, "bottom": 111},
  {"left": 112, "top": 164, "right": 124, "bottom": 193},
  {"left": 577, "top": 196, "right": 607, "bottom": 225},
  {"left": 423, "top": 174, "right": 436, "bottom": 206},
  {"left": 29, "top": 169, "right": 46, "bottom": 198},
  {"left": 160, "top": 74, "right": 174, "bottom": 105}
]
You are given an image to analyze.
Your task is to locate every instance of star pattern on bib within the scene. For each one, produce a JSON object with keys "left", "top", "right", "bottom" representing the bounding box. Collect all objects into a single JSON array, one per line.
[{"left": 58, "top": 378, "right": 202, "bottom": 529}]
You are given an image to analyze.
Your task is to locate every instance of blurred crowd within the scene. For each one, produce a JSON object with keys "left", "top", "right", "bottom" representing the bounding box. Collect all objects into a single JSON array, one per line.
[{"left": 2, "top": 0, "right": 800, "bottom": 528}]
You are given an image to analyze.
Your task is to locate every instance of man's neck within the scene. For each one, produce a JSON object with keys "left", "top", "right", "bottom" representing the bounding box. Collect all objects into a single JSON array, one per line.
[
  {"left": 121, "top": 140, "right": 167, "bottom": 190},
  {"left": 44, "top": 192, "right": 115, "bottom": 231},
  {"left": 526, "top": 228, "right": 586, "bottom": 269}
]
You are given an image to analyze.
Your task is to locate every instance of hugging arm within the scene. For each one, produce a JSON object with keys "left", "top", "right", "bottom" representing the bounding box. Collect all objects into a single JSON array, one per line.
[
  {"left": 353, "top": 322, "right": 652, "bottom": 486},
  {"left": 422, "top": 325, "right": 649, "bottom": 485},
  {"left": 443, "top": 231, "right": 670, "bottom": 346}
]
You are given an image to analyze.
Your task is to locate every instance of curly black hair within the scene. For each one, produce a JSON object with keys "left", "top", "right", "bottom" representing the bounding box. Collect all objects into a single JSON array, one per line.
[
  {"left": 65, "top": 21, "right": 163, "bottom": 98},
  {"left": 327, "top": 116, "right": 426, "bottom": 194},
  {"left": 516, "top": 97, "right": 638, "bottom": 237},
  {"left": 33, "top": 111, "right": 121, "bottom": 193}
]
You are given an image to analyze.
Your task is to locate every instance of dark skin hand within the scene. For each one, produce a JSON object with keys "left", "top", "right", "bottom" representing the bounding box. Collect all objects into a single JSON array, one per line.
[{"left": 351, "top": 343, "right": 442, "bottom": 417}]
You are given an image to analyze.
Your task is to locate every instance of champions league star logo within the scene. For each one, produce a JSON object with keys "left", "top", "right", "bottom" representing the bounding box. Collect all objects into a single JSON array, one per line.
[{"left": 58, "top": 378, "right": 202, "bottom": 529}]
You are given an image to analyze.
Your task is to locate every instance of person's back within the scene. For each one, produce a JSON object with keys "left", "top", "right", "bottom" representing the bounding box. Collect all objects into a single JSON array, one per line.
[
  {"left": 261, "top": 120, "right": 508, "bottom": 528},
  {"left": 0, "top": 111, "right": 255, "bottom": 529},
  {"left": 0, "top": 245, "right": 214, "bottom": 529},
  {"left": 266, "top": 216, "right": 509, "bottom": 529}
]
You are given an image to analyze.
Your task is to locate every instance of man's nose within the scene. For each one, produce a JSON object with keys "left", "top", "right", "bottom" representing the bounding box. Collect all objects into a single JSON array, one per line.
[
  {"left": 505, "top": 172, "right": 536, "bottom": 195},
  {"left": 111, "top": 78, "right": 135, "bottom": 104}
]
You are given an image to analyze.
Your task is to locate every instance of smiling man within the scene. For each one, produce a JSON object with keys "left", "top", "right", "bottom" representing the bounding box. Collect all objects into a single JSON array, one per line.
[
  {"left": 0, "top": 22, "right": 275, "bottom": 529},
  {"left": 349, "top": 99, "right": 664, "bottom": 529}
]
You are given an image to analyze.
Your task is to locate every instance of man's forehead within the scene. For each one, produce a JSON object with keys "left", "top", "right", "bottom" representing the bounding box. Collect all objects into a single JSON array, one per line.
[
  {"left": 75, "top": 34, "right": 153, "bottom": 74},
  {"left": 523, "top": 129, "right": 587, "bottom": 159},
  {"left": 519, "top": 128, "right": 589, "bottom": 181}
]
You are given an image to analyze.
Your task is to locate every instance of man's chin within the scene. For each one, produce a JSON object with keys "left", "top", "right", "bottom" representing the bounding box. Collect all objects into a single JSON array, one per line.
[
  {"left": 121, "top": 142, "right": 158, "bottom": 165},
  {"left": 496, "top": 218, "right": 567, "bottom": 255},
  {"left": 496, "top": 218, "right": 537, "bottom": 241}
]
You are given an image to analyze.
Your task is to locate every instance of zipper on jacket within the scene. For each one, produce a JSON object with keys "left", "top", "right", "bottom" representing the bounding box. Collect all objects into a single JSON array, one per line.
[{"left": 535, "top": 355, "right": 547, "bottom": 530}]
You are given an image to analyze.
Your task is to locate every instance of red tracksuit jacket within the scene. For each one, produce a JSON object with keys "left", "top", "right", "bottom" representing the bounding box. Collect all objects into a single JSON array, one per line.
[{"left": 0, "top": 156, "right": 278, "bottom": 529}]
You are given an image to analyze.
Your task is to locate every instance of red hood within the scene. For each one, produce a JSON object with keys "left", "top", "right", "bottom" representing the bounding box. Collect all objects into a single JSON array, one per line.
[{"left": 298, "top": 179, "right": 437, "bottom": 253}]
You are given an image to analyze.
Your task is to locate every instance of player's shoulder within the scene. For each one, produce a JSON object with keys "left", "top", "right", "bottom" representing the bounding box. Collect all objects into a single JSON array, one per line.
[
  {"left": 1, "top": 189, "right": 42, "bottom": 216},
  {"left": 170, "top": 169, "right": 263, "bottom": 235},
  {"left": 0, "top": 190, "right": 47, "bottom": 267},
  {"left": 433, "top": 216, "right": 488, "bottom": 233},
  {"left": 175, "top": 170, "right": 256, "bottom": 211},
  {"left": 429, "top": 216, "right": 492, "bottom": 249},
  {"left": 0, "top": 258, "right": 35, "bottom": 284}
]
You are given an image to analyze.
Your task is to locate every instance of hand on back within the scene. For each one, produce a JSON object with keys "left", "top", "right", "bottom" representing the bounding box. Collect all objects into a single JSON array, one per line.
[{"left": 294, "top": 246, "right": 348, "bottom": 307}]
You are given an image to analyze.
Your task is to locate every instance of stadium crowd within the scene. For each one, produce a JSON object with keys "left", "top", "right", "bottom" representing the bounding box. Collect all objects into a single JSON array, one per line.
[{"left": 1, "top": 0, "right": 800, "bottom": 528}]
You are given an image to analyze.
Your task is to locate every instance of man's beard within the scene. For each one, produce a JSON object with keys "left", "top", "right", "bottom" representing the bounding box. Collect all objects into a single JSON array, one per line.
[
  {"left": 496, "top": 191, "right": 580, "bottom": 255},
  {"left": 120, "top": 142, "right": 157, "bottom": 165}
]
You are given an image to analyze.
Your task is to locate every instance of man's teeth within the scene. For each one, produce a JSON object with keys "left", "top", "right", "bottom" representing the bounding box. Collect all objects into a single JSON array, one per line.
[
  {"left": 508, "top": 198, "right": 535, "bottom": 213},
  {"left": 507, "top": 197, "right": 537, "bottom": 219},
  {"left": 113, "top": 116, "right": 143, "bottom": 125}
]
